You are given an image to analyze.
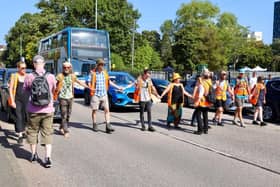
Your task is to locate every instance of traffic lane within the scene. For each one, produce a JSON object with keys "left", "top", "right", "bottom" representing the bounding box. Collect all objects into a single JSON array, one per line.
[
  {"left": 8, "top": 112, "right": 279, "bottom": 187},
  {"left": 98, "top": 101, "right": 280, "bottom": 175}
]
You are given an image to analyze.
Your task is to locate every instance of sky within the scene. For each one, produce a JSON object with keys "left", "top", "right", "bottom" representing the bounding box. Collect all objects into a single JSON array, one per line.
[{"left": 0, "top": 0, "right": 276, "bottom": 45}]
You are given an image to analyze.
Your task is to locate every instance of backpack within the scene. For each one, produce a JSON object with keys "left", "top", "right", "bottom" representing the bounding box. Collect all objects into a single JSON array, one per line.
[
  {"left": 205, "top": 82, "right": 216, "bottom": 103},
  {"left": 31, "top": 72, "right": 51, "bottom": 106}
]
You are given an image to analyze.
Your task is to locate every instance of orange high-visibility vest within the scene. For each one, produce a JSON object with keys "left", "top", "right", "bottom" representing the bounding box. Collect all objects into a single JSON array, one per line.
[
  {"left": 10, "top": 73, "right": 19, "bottom": 98},
  {"left": 90, "top": 70, "right": 109, "bottom": 96},
  {"left": 167, "top": 83, "right": 184, "bottom": 106},
  {"left": 215, "top": 80, "right": 228, "bottom": 101},
  {"left": 133, "top": 76, "right": 152, "bottom": 102},
  {"left": 250, "top": 83, "right": 265, "bottom": 105},
  {"left": 193, "top": 84, "right": 211, "bottom": 107},
  {"left": 234, "top": 78, "right": 248, "bottom": 96},
  {"left": 53, "top": 73, "right": 77, "bottom": 100}
]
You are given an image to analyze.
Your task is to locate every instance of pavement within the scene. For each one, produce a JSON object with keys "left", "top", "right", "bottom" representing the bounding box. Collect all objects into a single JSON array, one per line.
[{"left": 0, "top": 125, "right": 27, "bottom": 187}]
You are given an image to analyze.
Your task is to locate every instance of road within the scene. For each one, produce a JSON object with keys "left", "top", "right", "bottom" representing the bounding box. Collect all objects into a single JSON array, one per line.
[{"left": 0, "top": 99, "right": 279, "bottom": 187}]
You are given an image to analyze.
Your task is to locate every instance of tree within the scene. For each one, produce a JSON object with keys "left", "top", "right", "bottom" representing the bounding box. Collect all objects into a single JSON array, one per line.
[
  {"left": 141, "top": 30, "right": 161, "bottom": 53},
  {"left": 134, "top": 41, "right": 162, "bottom": 70},
  {"left": 271, "top": 39, "right": 280, "bottom": 71}
]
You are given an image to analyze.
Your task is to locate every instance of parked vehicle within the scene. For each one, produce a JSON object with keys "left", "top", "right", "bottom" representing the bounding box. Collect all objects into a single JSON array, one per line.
[
  {"left": 84, "top": 71, "right": 137, "bottom": 109},
  {"left": 263, "top": 79, "right": 280, "bottom": 121},
  {"left": 0, "top": 68, "right": 61, "bottom": 122},
  {"left": 151, "top": 78, "right": 169, "bottom": 102}
]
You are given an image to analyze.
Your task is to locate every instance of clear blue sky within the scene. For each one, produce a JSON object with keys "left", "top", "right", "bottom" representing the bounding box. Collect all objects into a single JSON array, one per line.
[{"left": 0, "top": 0, "right": 275, "bottom": 45}]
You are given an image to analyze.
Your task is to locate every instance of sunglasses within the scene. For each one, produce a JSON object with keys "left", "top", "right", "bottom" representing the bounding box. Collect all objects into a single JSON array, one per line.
[
  {"left": 20, "top": 67, "right": 26, "bottom": 70},
  {"left": 63, "top": 66, "right": 71, "bottom": 69}
]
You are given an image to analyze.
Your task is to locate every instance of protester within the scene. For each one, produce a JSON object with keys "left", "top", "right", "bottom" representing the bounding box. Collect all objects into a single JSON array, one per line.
[
  {"left": 160, "top": 73, "right": 192, "bottom": 129},
  {"left": 213, "top": 71, "right": 234, "bottom": 126},
  {"left": 8, "top": 61, "right": 29, "bottom": 144},
  {"left": 251, "top": 76, "right": 267, "bottom": 126},
  {"left": 53, "top": 61, "right": 90, "bottom": 138},
  {"left": 190, "top": 75, "right": 201, "bottom": 127},
  {"left": 193, "top": 68, "right": 212, "bottom": 135},
  {"left": 232, "top": 68, "right": 250, "bottom": 127},
  {"left": 89, "top": 59, "right": 122, "bottom": 133},
  {"left": 23, "top": 55, "right": 56, "bottom": 168},
  {"left": 133, "top": 69, "right": 160, "bottom": 131}
]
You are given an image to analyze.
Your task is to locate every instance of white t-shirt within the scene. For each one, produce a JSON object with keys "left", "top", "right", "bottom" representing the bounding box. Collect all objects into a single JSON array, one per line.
[{"left": 249, "top": 77, "right": 257, "bottom": 88}]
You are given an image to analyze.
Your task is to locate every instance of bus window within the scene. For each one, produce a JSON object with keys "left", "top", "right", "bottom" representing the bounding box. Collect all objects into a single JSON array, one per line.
[{"left": 52, "top": 36, "right": 58, "bottom": 49}]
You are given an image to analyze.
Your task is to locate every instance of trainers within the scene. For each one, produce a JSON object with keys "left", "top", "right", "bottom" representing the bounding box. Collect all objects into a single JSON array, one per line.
[
  {"left": 252, "top": 120, "right": 259, "bottom": 125},
  {"left": 141, "top": 125, "right": 146, "bottom": 131},
  {"left": 240, "top": 121, "right": 246, "bottom": 128},
  {"left": 17, "top": 137, "right": 24, "bottom": 145},
  {"left": 43, "top": 157, "right": 52, "bottom": 168},
  {"left": 148, "top": 126, "right": 155, "bottom": 132},
  {"left": 30, "top": 153, "right": 38, "bottom": 163},
  {"left": 194, "top": 131, "right": 202, "bottom": 135},
  {"left": 92, "top": 123, "right": 98, "bottom": 132},
  {"left": 232, "top": 120, "right": 238, "bottom": 125},
  {"left": 217, "top": 122, "right": 224, "bottom": 126},
  {"left": 260, "top": 121, "right": 267, "bottom": 126}
]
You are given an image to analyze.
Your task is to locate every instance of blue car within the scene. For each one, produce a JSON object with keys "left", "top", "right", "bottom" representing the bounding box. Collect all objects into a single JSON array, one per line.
[{"left": 84, "top": 71, "right": 138, "bottom": 109}]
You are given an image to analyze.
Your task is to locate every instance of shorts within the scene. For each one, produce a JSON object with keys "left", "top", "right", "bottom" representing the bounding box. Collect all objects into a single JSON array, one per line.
[
  {"left": 215, "top": 99, "right": 226, "bottom": 109},
  {"left": 91, "top": 95, "right": 109, "bottom": 110},
  {"left": 27, "top": 113, "right": 54, "bottom": 145},
  {"left": 235, "top": 97, "right": 245, "bottom": 107}
]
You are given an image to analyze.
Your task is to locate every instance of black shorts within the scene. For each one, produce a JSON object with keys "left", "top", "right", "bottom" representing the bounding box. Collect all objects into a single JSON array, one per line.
[{"left": 215, "top": 99, "right": 226, "bottom": 109}]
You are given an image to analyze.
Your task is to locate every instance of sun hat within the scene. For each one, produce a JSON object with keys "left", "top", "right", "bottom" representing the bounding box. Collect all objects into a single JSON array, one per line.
[
  {"left": 239, "top": 68, "right": 245, "bottom": 73},
  {"left": 172, "top": 73, "right": 181, "bottom": 81},
  {"left": 96, "top": 59, "right": 105, "bottom": 66}
]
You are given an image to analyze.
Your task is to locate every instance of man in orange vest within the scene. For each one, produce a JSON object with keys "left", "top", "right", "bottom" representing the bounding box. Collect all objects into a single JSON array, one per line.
[
  {"left": 90, "top": 59, "right": 123, "bottom": 133},
  {"left": 54, "top": 61, "right": 90, "bottom": 138},
  {"left": 133, "top": 69, "right": 160, "bottom": 131}
]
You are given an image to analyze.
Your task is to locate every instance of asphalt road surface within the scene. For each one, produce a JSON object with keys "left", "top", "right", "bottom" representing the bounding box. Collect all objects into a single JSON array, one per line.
[{"left": 0, "top": 99, "right": 279, "bottom": 187}]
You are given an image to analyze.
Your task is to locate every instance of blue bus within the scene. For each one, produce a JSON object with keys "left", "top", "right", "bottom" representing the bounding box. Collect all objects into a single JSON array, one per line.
[{"left": 38, "top": 27, "right": 111, "bottom": 95}]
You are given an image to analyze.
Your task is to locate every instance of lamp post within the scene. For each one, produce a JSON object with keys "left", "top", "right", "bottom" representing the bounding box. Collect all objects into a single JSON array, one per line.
[
  {"left": 95, "top": 0, "right": 97, "bottom": 29},
  {"left": 20, "top": 34, "right": 24, "bottom": 62}
]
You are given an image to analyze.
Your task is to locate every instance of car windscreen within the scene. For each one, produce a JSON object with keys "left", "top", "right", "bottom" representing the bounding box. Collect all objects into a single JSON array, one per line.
[{"left": 109, "top": 74, "right": 135, "bottom": 85}]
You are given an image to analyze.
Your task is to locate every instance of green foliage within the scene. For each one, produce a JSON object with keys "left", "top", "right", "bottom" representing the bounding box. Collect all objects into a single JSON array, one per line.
[{"left": 134, "top": 41, "right": 162, "bottom": 71}]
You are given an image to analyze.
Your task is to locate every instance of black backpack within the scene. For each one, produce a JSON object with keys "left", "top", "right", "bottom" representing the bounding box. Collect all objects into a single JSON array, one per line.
[{"left": 31, "top": 72, "right": 51, "bottom": 106}]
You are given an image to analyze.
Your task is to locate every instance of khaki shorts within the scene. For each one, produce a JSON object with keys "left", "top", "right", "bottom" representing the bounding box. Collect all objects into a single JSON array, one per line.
[
  {"left": 91, "top": 95, "right": 109, "bottom": 110},
  {"left": 235, "top": 97, "right": 245, "bottom": 107},
  {"left": 27, "top": 113, "right": 54, "bottom": 145}
]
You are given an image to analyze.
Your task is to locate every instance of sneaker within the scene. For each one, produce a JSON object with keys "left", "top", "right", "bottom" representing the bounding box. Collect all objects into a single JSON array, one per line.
[
  {"left": 252, "top": 120, "right": 259, "bottom": 125},
  {"left": 232, "top": 120, "right": 238, "bottom": 125},
  {"left": 30, "top": 153, "right": 38, "bottom": 163},
  {"left": 167, "top": 122, "right": 171, "bottom": 128},
  {"left": 141, "top": 125, "right": 146, "bottom": 131},
  {"left": 240, "top": 121, "right": 246, "bottom": 128},
  {"left": 194, "top": 131, "right": 202, "bottom": 135},
  {"left": 148, "top": 126, "right": 155, "bottom": 132},
  {"left": 217, "top": 122, "right": 224, "bottom": 126},
  {"left": 43, "top": 157, "right": 52, "bottom": 168},
  {"left": 260, "top": 121, "right": 267, "bottom": 126},
  {"left": 59, "top": 128, "right": 65, "bottom": 135},
  {"left": 92, "top": 123, "right": 98, "bottom": 132},
  {"left": 203, "top": 130, "right": 208, "bottom": 134},
  {"left": 17, "top": 137, "right": 24, "bottom": 145}
]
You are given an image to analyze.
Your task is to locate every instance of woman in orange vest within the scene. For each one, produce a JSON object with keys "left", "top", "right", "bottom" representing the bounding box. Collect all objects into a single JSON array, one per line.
[
  {"left": 213, "top": 71, "right": 234, "bottom": 126},
  {"left": 193, "top": 68, "right": 212, "bottom": 135},
  {"left": 160, "top": 73, "right": 192, "bottom": 129},
  {"left": 8, "top": 61, "right": 29, "bottom": 144},
  {"left": 251, "top": 76, "right": 267, "bottom": 126},
  {"left": 233, "top": 69, "right": 250, "bottom": 127}
]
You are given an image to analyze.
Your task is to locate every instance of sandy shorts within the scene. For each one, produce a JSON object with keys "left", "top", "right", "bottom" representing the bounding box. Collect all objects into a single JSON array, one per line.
[
  {"left": 235, "top": 97, "right": 245, "bottom": 107},
  {"left": 27, "top": 113, "right": 54, "bottom": 145},
  {"left": 91, "top": 95, "right": 109, "bottom": 110}
]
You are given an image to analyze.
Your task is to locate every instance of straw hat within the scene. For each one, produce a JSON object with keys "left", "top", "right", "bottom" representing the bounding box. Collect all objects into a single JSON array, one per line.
[
  {"left": 172, "top": 73, "right": 181, "bottom": 81},
  {"left": 96, "top": 59, "right": 105, "bottom": 66}
]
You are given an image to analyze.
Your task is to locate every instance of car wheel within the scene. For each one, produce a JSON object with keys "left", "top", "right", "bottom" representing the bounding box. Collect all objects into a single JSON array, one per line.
[{"left": 263, "top": 105, "right": 275, "bottom": 122}]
